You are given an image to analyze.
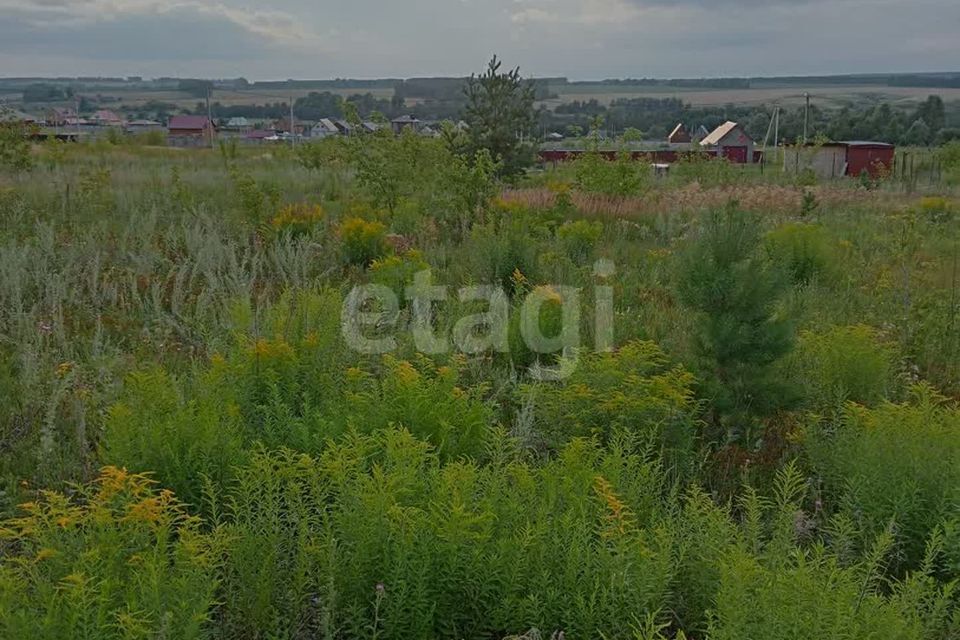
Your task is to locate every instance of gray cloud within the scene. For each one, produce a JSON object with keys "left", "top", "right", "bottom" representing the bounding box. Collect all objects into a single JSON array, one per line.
[
  {"left": 0, "top": 0, "right": 956, "bottom": 79},
  {"left": 0, "top": 10, "right": 268, "bottom": 61}
]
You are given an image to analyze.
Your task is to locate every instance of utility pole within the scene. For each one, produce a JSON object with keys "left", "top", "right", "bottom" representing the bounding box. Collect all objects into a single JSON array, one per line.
[
  {"left": 206, "top": 87, "right": 214, "bottom": 149},
  {"left": 75, "top": 94, "right": 81, "bottom": 141},
  {"left": 773, "top": 107, "right": 780, "bottom": 150},
  {"left": 803, "top": 92, "right": 810, "bottom": 145},
  {"left": 289, "top": 92, "right": 295, "bottom": 149}
]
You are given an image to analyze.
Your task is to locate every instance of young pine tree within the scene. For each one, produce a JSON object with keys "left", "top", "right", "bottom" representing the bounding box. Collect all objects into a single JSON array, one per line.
[
  {"left": 676, "top": 204, "right": 797, "bottom": 441},
  {"left": 462, "top": 56, "right": 537, "bottom": 180}
]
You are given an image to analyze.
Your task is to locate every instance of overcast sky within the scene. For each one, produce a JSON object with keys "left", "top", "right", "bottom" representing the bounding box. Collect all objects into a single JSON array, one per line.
[{"left": 0, "top": 0, "right": 957, "bottom": 79}]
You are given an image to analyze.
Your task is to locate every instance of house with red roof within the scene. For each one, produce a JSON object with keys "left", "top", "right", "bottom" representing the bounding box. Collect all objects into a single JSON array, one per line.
[{"left": 167, "top": 115, "right": 216, "bottom": 147}]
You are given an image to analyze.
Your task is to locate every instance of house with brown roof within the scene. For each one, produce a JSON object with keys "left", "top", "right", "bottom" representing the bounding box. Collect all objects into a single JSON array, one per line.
[
  {"left": 45, "top": 107, "right": 77, "bottom": 127},
  {"left": 167, "top": 115, "right": 215, "bottom": 147},
  {"left": 668, "top": 123, "right": 691, "bottom": 144}
]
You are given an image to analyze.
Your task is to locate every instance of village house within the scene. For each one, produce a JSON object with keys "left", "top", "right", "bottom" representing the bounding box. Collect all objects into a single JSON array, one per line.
[
  {"left": 274, "top": 115, "right": 309, "bottom": 137},
  {"left": 310, "top": 118, "right": 339, "bottom": 138},
  {"left": 391, "top": 115, "right": 421, "bottom": 134},
  {"left": 167, "top": 115, "right": 216, "bottom": 147},
  {"left": 90, "top": 109, "right": 123, "bottom": 126},
  {"left": 700, "top": 121, "right": 755, "bottom": 163},
  {"left": 333, "top": 120, "right": 354, "bottom": 136},
  {"left": 45, "top": 107, "right": 79, "bottom": 127},
  {"left": 668, "top": 123, "right": 692, "bottom": 144},
  {"left": 125, "top": 119, "right": 163, "bottom": 133},
  {"left": 224, "top": 117, "right": 251, "bottom": 131}
]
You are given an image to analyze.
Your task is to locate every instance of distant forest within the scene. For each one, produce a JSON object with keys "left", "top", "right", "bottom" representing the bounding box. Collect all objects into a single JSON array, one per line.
[{"left": 544, "top": 95, "right": 960, "bottom": 146}]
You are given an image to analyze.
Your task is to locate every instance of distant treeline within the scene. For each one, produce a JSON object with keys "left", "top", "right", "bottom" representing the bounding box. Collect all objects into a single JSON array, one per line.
[
  {"left": 564, "top": 78, "right": 752, "bottom": 89},
  {"left": 889, "top": 74, "right": 960, "bottom": 89},
  {"left": 542, "top": 95, "right": 960, "bottom": 147},
  {"left": 751, "top": 73, "right": 960, "bottom": 88},
  {"left": 8, "top": 72, "right": 960, "bottom": 96},
  {"left": 394, "top": 77, "right": 555, "bottom": 103},
  {"left": 251, "top": 79, "right": 399, "bottom": 90}
]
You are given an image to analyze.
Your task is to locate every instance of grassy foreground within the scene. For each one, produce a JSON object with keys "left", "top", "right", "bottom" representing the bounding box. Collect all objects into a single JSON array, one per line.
[{"left": 1, "top": 138, "right": 960, "bottom": 639}]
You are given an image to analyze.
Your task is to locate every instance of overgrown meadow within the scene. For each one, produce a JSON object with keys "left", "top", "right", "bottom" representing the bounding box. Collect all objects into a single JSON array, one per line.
[{"left": 2, "top": 133, "right": 960, "bottom": 639}]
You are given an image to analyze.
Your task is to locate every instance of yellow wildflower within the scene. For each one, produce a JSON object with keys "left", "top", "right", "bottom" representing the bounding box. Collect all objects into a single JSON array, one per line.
[
  {"left": 345, "top": 367, "right": 366, "bottom": 383},
  {"left": 392, "top": 360, "right": 420, "bottom": 386},
  {"left": 593, "top": 475, "right": 634, "bottom": 540},
  {"left": 60, "top": 573, "right": 87, "bottom": 587},
  {"left": 35, "top": 548, "right": 58, "bottom": 561},
  {"left": 534, "top": 285, "right": 563, "bottom": 305}
]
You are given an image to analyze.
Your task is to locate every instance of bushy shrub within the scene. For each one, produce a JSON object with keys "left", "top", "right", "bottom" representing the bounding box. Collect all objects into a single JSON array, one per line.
[
  {"left": 349, "top": 129, "right": 448, "bottom": 213},
  {"left": 806, "top": 385, "right": 960, "bottom": 570},
  {"left": 764, "top": 222, "right": 837, "bottom": 286},
  {"left": 222, "top": 288, "right": 352, "bottom": 451},
  {"left": 369, "top": 250, "right": 429, "bottom": 292},
  {"left": 437, "top": 148, "right": 501, "bottom": 236},
  {"left": 505, "top": 283, "right": 578, "bottom": 372},
  {"left": 671, "top": 487, "right": 738, "bottom": 634},
  {"left": 938, "top": 141, "right": 960, "bottom": 184},
  {"left": 709, "top": 547, "right": 933, "bottom": 640},
  {"left": 230, "top": 168, "right": 280, "bottom": 224},
  {"left": 557, "top": 219, "right": 603, "bottom": 262},
  {"left": 76, "top": 167, "right": 115, "bottom": 216},
  {"left": 463, "top": 216, "right": 545, "bottom": 293},
  {"left": 0, "top": 122, "right": 34, "bottom": 172},
  {"left": 525, "top": 341, "right": 701, "bottom": 471},
  {"left": 786, "top": 324, "right": 899, "bottom": 411},
  {"left": 918, "top": 196, "right": 954, "bottom": 223},
  {"left": 41, "top": 136, "right": 67, "bottom": 170},
  {"left": 268, "top": 202, "right": 325, "bottom": 236},
  {"left": 214, "top": 431, "right": 677, "bottom": 640},
  {"left": 672, "top": 155, "right": 741, "bottom": 187},
  {"left": 574, "top": 150, "right": 648, "bottom": 197},
  {"left": 102, "top": 290, "right": 350, "bottom": 501},
  {"left": 343, "top": 355, "right": 493, "bottom": 460},
  {"left": 707, "top": 463, "right": 958, "bottom": 639},
  {"left": 0, "top": 467, "right": 218, "bottom": 640},
  {"left": 101, "top": 367, "right": 247, "bottom": 508},
  {"left": 214, "top": 448, "right": 330, "bottom": 639},
  {"left": 339, "top": 216, "right": 388, "bottom": 266}
]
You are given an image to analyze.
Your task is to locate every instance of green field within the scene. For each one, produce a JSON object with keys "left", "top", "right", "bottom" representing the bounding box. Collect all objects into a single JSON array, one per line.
[
  {"left": 6, "top": 76, "right": 960, "bottom": 115},
  {"left": 2, "top": 133, "right": 960, "bottom": 638}
]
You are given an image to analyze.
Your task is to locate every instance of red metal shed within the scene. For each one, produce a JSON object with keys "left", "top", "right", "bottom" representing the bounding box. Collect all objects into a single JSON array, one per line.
[{"left": 841, "top": 141, "right": 895, "bottom": 178}]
